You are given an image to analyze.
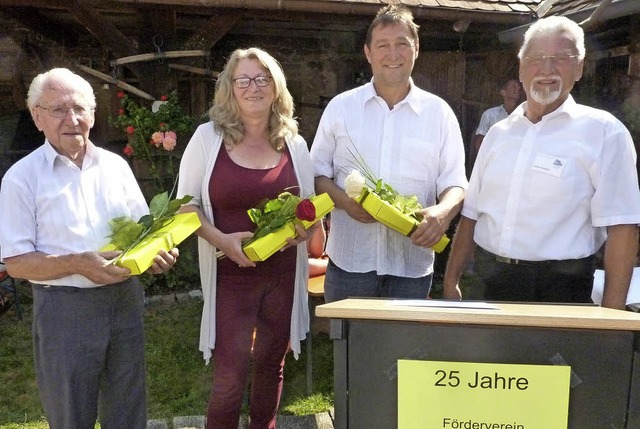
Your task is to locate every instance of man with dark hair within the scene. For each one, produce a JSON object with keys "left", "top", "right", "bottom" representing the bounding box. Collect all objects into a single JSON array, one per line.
[
  {"left": 469, "top": 79, "right": 521, "bottom": 167},
  {"left": 311, "top": 4, "right": 467, "bottom": 302}
]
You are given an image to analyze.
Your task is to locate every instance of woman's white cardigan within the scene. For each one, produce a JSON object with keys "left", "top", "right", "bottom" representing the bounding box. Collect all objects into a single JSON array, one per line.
[{"left": 177, "top": 122, "right": 311, "bottom": 364}]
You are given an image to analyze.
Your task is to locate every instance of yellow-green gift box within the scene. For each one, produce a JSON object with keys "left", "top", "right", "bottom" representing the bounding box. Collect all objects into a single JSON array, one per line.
[
  {"left": 102, "top": 212, "right": 201, "bottom": 275},
  {"left": 357, "top": 188, "right": 449, "bottom": 253},
  {"left": 243, "top": 193, "right": 335, "bottom": 262}
]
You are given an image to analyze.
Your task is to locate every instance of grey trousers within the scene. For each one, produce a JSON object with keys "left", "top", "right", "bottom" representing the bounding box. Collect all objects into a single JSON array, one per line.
[{"left": 32, "top": 279, "right": 147, "bottom": 429}]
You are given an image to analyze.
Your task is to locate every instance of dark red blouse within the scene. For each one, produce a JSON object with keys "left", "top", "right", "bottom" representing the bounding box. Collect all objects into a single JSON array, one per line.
[{"left": 209, "top": 145, "right": 299, "bottom": 276}]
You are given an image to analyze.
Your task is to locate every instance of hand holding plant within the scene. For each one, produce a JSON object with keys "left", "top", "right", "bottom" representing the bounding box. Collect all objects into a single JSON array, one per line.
[
  {"left": 344, "top": 147, "right": 449, "bottom": 252},
  {"left": 105, "top": 191, "right": 193, "bottom": 268}
]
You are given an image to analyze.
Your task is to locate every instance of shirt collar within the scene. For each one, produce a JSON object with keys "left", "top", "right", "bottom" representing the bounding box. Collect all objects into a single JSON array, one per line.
[
  {"left": 363, "top": 77, "right": 421, "bottom": 114},
  {"left": 518, "top": 95, "right": 577, "bottom": 123},
  {"left": 43, "top": 139, "right": 97, "bottom": 170}
]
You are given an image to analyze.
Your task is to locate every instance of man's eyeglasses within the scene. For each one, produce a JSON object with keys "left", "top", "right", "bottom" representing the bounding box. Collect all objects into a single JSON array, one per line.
[
  {"left": 37, "top": 105, "right": 93, "bottom": 119},
  {"left": 233, "top": 76, "right": 273, "bottom": 89},
  {"left": 522, "top": 54, "right": 579, "bottom": 67}
]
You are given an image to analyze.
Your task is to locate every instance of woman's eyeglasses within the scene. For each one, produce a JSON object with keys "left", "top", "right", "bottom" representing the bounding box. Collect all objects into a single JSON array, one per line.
[{"left": 233, "top": 76, "right": 273, "bottom": 89}]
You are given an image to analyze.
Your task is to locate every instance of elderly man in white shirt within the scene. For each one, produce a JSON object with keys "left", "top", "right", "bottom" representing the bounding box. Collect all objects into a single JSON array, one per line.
[
  {"left": 0, "top": 68, "right": 177, "bottom": 429},
  {"left": 311, "top": 4, "right": 467, "bottom": 302},
  {"left": 443, "top": 16, "right": 640, "bottom": 310}
]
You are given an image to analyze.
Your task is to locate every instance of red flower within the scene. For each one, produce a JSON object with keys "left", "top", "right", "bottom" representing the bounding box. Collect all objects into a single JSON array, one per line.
[
  {"left": 123, "top": 144, "right": 134, "bottom": 157},
  {"left": 295, "top": 199, "right": 316, "bottom": 222},
  {"left": 118, "top": 108, "right": 124, "bottom": 116},
  {"left": 160, "top": 95, "right": 168, "bottom": 101},
  {"left": 126, "top": 125, "right": 135, "bottom": 135},
  {"left": 159, "top": 122, "right": 166, "bottom": 130},
  {"left": 117, "top": 92, "right": 125, "bottom": 99}
]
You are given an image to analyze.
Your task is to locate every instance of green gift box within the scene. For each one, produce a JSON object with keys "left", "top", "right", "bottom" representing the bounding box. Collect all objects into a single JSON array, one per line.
[
  {"left": 243, "top": 193, "right": 334, "bottom": 262},
  {"left": 103, "top": 212, "right": 201, "bottom": 275},
  {"left": 357, "top": 188, "right": 449, "bottom": 253}
]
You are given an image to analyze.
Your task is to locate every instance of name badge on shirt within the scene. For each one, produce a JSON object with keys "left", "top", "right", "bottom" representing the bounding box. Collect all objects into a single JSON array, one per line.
[{"left": 532, "top": 153, "right": 566, "bottom": 177}]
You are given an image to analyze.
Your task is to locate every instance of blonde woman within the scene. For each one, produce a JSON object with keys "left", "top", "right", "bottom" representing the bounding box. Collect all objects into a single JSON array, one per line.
[{"left": 178, "top": 47, "right": 313, "bottom": 429}]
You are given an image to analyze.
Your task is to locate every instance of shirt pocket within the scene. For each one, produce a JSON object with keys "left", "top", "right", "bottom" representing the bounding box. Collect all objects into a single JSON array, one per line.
[
  {"left": 527, "top": 155, "right": 574, "bottom": 204},
  {"left": 394, "top": 138, "right": 438, "bottom": 181}
]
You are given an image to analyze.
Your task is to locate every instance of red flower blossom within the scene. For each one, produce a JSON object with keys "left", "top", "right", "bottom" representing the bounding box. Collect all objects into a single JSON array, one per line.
[
  {"left": 295, "top": 199, "right": 316, "bottom": 222},
  {"left": 118, "top": 108, "right": 124, "bottom": 116},
  {"left": 123, "top": 144, "right": 134, "bottom": 157},
  {"left": 117, "top": 92, "right": 125, "bottom": 99},
  {"left": 126, "top": 125, "right": 135, "bottom": 135},
  {"left": 160, "top": 95, "right": 168, "bottom": 101}
]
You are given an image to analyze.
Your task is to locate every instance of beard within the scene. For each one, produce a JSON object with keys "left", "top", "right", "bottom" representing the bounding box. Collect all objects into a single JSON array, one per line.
[{"left": 529, "top": 76, "right": 562, "bottom": 105}]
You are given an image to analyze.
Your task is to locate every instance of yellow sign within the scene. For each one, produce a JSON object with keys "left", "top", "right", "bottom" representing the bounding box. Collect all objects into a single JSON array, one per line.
[{"left": 398, "top": 360, "right": 570, "bottom": 429}]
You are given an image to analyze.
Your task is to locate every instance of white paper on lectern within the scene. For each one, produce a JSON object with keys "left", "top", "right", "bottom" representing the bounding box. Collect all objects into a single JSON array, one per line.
[{"left": 592, "top": 267, "right": 640, "bottom": 306}]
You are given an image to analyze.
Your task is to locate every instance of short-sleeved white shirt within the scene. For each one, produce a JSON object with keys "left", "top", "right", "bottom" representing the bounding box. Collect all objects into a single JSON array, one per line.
[
  {"left": 475, "top": 105, "right": 509, "bottom": 136},
  {"left": 464, "top": 96, "right": 640, "bottom": 261},
  {"left": 311, "top": 79, "right": 468, "bottom": 277},
  {"left": 0, "top": 140, "right": 148, "bottom": 287}
]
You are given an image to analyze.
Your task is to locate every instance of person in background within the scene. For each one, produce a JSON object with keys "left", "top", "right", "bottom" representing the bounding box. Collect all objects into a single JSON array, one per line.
[
  {"left": 310, "top": 4, "right": 467, "bottom": 303},
  {"left": 468, "top": 79, "right": 521, "bottom": 168},
  {"left": 443, "top": 16, "right": 640, "bottom": 310},
  {"left": 0, "top": 67, "right": 178, "bottom": 429},
  {"left": 177, "top": 47, "right": 315, "bottom": 429}
]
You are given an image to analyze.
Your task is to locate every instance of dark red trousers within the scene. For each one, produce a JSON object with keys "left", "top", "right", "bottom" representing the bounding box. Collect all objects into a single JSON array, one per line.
[{"left": 206, "top": 270, "right": 295, "bottom": 429}]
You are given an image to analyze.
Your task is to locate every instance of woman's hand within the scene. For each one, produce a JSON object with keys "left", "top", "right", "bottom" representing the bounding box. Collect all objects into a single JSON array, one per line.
[
  {"left": 281, "top": 222, "right": 319, "bottom": 251},
  {"left": 218, "top": 231, "right": 256, "bottom": 268}
]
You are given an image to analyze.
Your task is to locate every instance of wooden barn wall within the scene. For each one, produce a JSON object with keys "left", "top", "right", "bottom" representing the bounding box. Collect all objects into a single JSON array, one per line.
[{"left": 1, "top": 22, "right": 637, "bottom": 181}]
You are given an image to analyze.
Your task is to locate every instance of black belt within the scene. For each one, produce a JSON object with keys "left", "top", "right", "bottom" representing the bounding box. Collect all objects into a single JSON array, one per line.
[{"left": 478, "top": 247, "right": 594, "bottom": 270}]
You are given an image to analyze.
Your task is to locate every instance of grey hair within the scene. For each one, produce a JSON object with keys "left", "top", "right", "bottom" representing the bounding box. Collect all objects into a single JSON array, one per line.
[
  {"left": 518, "top": 16, "right": 585, "bottom": 61},
  {"left": 27, "top": 68, "right": 96, "bottom": 109}
]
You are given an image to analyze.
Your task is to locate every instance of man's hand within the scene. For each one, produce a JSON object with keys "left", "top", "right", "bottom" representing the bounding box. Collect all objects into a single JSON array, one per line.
[
  {"left": 410, "top": 205, "right": 449, "bottom": 248},
  {"left": 343, "top": 198, "right": 376, "bottom": 223},
  {"left": 315, "top": 175, "right": 375, "bottom": 223},
  {"left": 78, "top": 251, "right": 133, "bottom": 284},
  {"left": 147, "top": 248, "right": 179, "bottom": 274}
]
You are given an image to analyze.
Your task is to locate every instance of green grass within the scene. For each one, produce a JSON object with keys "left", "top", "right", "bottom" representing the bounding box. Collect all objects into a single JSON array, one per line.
[{"left": 0, "top": 284, "right": 334, "bottom": 428}]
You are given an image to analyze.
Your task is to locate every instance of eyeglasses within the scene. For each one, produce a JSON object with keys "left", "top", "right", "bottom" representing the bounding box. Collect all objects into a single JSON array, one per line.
[
  {"left": 232, "top": 76, "right": 273, "bottom": 89},
  {"left": 37, "top": 105, "right": 93, "bottom": 119},
  {"left": 522, "top": 53, "right": 579, "bottom": 67}
]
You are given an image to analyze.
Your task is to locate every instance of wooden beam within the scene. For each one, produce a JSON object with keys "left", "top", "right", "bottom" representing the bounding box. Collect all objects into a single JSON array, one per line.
[
  {"left": 111, "top": 50, "right": 208, "bottom": 66},
  {"left": 75, "top": 64, "right": 155, "bottom": 100},
  {"left": 1, "top": 7, "right": 79, "bottom": 47},
  {"left": 168, "top": 63, "right": 219, "bottom": 78},
  {"left": 182, "top": 10, "right": 240, "bottom": 50},
  {"left": 66, "top": 0, "right": 138, "bottom": 58}
]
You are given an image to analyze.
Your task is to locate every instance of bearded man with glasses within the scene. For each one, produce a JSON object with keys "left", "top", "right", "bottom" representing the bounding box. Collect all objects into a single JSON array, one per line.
[
  {"left": 444, "top": 16, "right": 640, "bottom": 310},
  {"left": 0, "top": 68, "right": 178, "bottom": 428}
]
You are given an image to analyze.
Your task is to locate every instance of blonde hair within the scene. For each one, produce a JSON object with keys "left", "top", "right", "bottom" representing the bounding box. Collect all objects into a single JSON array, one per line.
[
  {"left": 518, "top": 16, "right": 585, "bottom": 61},
  {"left": 209, "top": 47, "right": 298, "bottom": 150}
]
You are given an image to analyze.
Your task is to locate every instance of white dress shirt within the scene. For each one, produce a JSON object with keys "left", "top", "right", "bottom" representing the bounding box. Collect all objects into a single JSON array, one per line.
[
  {"left": 0, "top": 140, "right": 148, "bottom": 287},
  {"left": 475, "top": 105, "right": 509, "bottom": 136},
  {"left": 311, "top": 79, "right": 468, "bottom": 277},
  {"left": 177, "top": 122, "right": 312, "bottom": 363},
  {"left": 464, "top": 95, "right": 640, "bottom": 261}
]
